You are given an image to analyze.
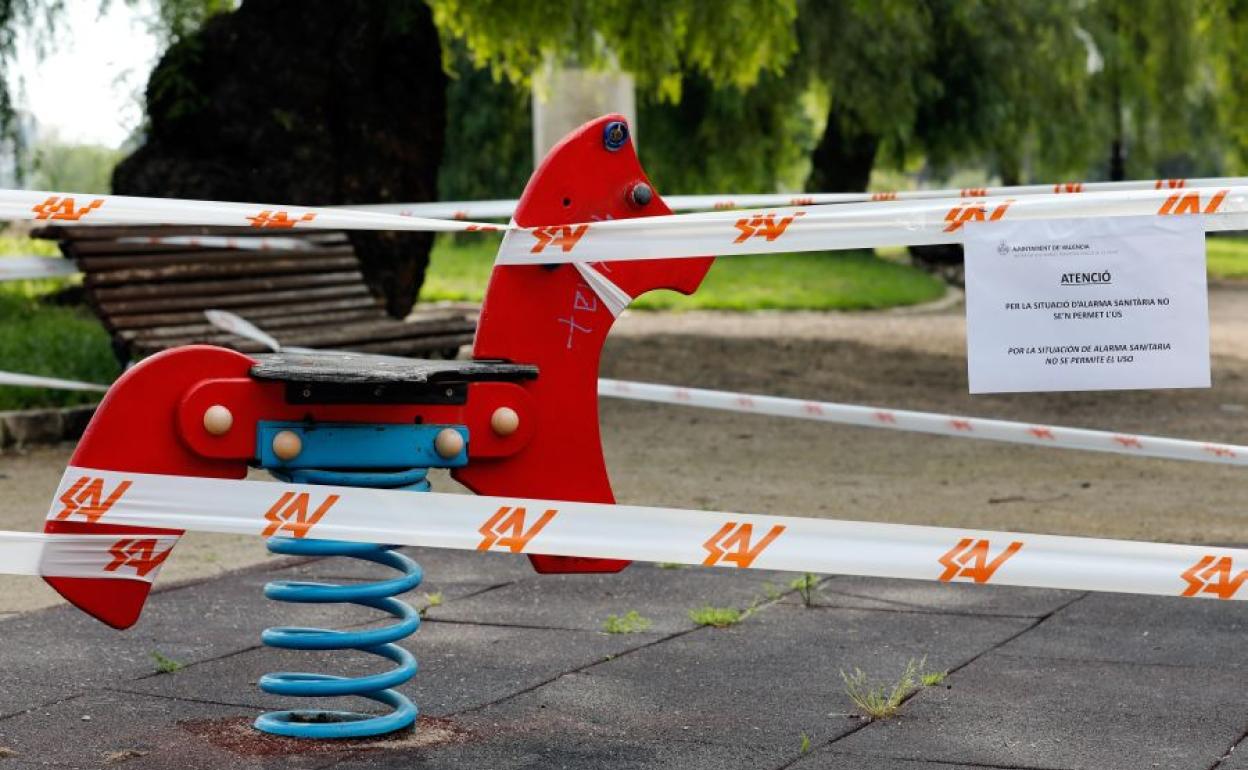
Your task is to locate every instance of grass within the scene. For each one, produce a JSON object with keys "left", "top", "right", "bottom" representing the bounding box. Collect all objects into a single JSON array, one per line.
[
  {"left": 0, "top": 287, "right": 118, "bottom": 411},
  {"left": 420, "top": 591, "right": 444, "bottom": 617},
  {"left": 602, "top": 610, "right": 653, "bottom": 634},
  {"left": 423, "top": 234, "right": 946, "bottom": 311},
  {"left": 0, "top": 235, "right": 117, "bottom": 410},
  {"left": 150, "top": 651, "right": 184, "bottom": 674},
  {"left": 841, "top": 657, "right": 946, "bottom": 720},
  {"left": 790, "top": 572, "right": 819, "bottom": 607},
  {"left": 1205, "top": 235, "right": 1248, "bottom": 279},
  {"left": 688, "top": 606, "right": 742, "bottom": 628},
  {"left": 0, "top": 234, "right": 59, "bottom": 257}
]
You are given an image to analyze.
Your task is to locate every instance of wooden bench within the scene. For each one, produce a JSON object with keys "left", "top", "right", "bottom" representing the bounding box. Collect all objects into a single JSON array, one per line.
[{"left": 33, "top": 224, "right": 476, "bottom": 363}]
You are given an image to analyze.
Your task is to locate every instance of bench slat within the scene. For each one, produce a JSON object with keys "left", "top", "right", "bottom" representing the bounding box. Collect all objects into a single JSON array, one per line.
[
  {"left": 86, "top": 255, "right": 360, "bottom": 286},
  {"left": 98, "top": 282, "right": 372, "bottom": 316},
  {"left": 107, "top": 295, "right": 384, "bottom": 330},
  {"left": 92, "top": 270, "right": 366, "bottom": 301}
]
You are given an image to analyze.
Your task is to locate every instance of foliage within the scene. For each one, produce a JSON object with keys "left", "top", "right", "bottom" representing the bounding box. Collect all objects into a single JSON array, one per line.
[
  {"left": 428, "top": 0, "right": 798, "bottom": 103},
  {"left": 796, "top": 0, "right": 1096, "bottom": 189},
  {"left": 421, "top": 236, "right": 945, "bottom": 311},
  {"left": 29, "top": 137, "right": 122, "bottom": 192},
  {"left": 149, "top": 651, "right": 184, "bottom": 674},
  {"left": 638, "top": 68, "right": 814, "bottom": 193},
  {"left": 841, "top": 658, "right": 921, "bottom": 720},
  {"left": 0, "top": 0, "right": 61, "bottom": 144},
  {"left": 1075, "top": 0, "right": 1214, "bottom": 180},
  {"left": 0, "top": 0, "right": 230, "bottom": 166},
  {"left": 0, "top": 284, "right": 118, "bottom": 410},
  {"left": 841, "top": 657, "right": 947, "bottom": 720},
  {"left": 688, "top": 606, "right": 741, "bottom": 628},
  {"left": 602, "top": 610, "right": 653, "bottom": 634},
  {"left": 439, "top": 42, "right": 533, "bottom": 201},
  {"left": 122, "top": 0, "right": 234, "bottom": 46},
  {"left": 790, "top": 573, "right": 818, "bottom": 607}
]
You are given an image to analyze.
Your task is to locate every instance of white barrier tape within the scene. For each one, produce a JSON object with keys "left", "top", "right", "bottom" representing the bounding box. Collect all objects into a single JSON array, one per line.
[
  {"left": 599, "top": 379, "right": 1248, "bottom": 466},
  {"left": 3, "top": 363, "right": 1244, "bottom": 470},
  {"left": 347, "top": 177, "right": 1248, "bottom": 220},
  {"left": 0, "top": 189, "right": 500, "bottom": 233},
  {"left": 495, "top": 185, "right": 1248, "bottom": 264},
  {"left": 6, "top": 184, "right": 1248, "bottom": 265},
  {"left": 116, "top": 235, "right": 317, "bottom": 251},
  {"left": 0, "top": 370, "right": 108, "bottom": 391},
  {"left": 41, "top": 465, "right": 1248, "bottom": 600},
  {"left": 0, "top": 256, "right": 78, "bottom": 281},
  {"left": 0, "top": 530, "right": 176, "bottom": 581}
]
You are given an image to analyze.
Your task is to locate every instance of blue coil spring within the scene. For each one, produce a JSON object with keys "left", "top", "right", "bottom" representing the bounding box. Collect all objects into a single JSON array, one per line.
[{"left": 254, "top": 467, "right": 428, "bottom": 739}]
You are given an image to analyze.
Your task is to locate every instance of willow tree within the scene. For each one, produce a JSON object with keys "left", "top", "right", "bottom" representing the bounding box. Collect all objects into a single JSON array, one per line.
[{"left": 429, "top": 0, "right": 804, "bottom": 193}]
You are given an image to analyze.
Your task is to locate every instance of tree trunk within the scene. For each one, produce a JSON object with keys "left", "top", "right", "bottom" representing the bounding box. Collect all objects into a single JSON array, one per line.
[{"left": 807, "top": 110, "right": 878, "bottom": 193}]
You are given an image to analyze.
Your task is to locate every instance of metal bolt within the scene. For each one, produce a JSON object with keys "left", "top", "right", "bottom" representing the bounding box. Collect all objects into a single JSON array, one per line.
[
  {"left": 202, "top": 405, "right": 234, "bottom": 436},
  {"left": 629, "top": 182, "right": 653, "bottom": 207},
  {"left": 490, "top": 407, "right": 520, "bottom": 437},
  {"left": 434, "top": 428, "right": 465, "bottom": 459},
  {"left": 272, "top": 430, "right": 303, "bottom": 462},
  {"left": 603, "top": 120, "right": 629, "bottom": 151}
]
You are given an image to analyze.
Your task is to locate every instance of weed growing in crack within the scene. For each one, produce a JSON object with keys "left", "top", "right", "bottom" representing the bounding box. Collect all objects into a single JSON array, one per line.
[
  {"left": 688, "top": 606, "right": 742, "bottom": 628},
  {"left": 841, "top": 657, "right": 945, "bottom": 719},
  {"left": 602, "top": 610, "right": 654, "bottom": 634},
  {"left": 150, "top": 651, "right": 184, "bottom": 674},
  {"left": 790, "top": 573, "right": 819, "bottom": 607}
]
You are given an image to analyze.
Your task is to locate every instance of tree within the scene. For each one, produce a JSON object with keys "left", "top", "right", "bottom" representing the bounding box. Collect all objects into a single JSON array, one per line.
[
  {"left": 112, "top": 0, "right": 447, "bottom": 317},
  {"left": 797, "top": 0, "right": 1094, "bottom": 192},
  {"left": 429, "top": 0, "right": 807, "bottom": 194},
  {"left": 428, "top": 0, "right": 799, "bottom": 104},
  {"left": 439, "top": 41, "right": 533, "bottom": 202},
  {"left": 30, "top": 134, "right": 122, "bottom": 193}
]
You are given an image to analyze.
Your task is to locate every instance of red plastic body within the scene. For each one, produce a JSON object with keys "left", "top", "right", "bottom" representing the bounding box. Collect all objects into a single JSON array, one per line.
[
  {"left": 43, "top": 114, "right": 713, "bottom": 626},
  {"left": 457, "top": 114, "right": 713, "bottom": 572}
]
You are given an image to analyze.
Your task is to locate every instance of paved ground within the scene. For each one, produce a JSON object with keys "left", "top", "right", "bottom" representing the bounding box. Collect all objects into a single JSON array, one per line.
[{"left": 0, "top": 545, "right": 1245, "bottom": 770}]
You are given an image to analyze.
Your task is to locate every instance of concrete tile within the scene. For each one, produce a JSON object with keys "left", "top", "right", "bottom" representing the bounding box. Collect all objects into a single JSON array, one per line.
[
  {"left": 0, "top": 568, "right": 376, "bottom": 718},
  {"left": 802, "top": 575, "right": 1079, "bottom": 619},
  {"left": 1215, "top": 737, "right": 1248, "bottom": 770},
  {"left": 121, "top": 618, "right": 660, "bottom": 718},
  {"left": 352, "top": 604, "right": 1032, "bottom": 770},
  {"left": 790, "top": 752, "right": 1025, "bottom": 770},
  {"left": 0, "top": 690, "right": 342, "bottom": 770},
  {"left": 999, "top": 591, "right": 1248, "bottom": 668},
  {"left": 428, "top": 561, "right": 792, "bottom": 633},
  {"left": 832, "top": 652, "right": 1248, "bottom": 770}
]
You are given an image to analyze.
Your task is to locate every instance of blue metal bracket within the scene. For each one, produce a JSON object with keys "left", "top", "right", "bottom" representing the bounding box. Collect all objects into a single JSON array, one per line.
[{"left": 256, "top": 422, "right": 469, "bottom": 470}]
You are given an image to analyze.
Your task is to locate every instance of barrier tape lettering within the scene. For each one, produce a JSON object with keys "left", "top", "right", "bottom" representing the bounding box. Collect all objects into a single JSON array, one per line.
[
  {"left": 0, "top": 530, "right": 179, "bottom": 582},
  {"left": 16, "top": 465, "right": 1248, "bottom": 601},
  {"left": 6, "top": 184, "right": 1248, "bottom": 265}
]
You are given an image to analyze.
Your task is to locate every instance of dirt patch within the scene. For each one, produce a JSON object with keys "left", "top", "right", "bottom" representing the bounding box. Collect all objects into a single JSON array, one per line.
[
  {"left": 600, "top": 286, "right": 1248, "bottom": 547},
  {"left": 179, "top": 714, "right": 469, "bottom": 756}
]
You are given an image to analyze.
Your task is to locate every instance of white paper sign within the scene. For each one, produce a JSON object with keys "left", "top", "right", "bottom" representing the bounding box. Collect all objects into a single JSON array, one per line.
[{"left": 963, "top": 215, "right": 1210, "bottom": 394}]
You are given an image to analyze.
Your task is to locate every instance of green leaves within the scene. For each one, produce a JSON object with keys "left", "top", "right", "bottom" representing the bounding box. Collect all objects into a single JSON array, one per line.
[{"left": 428, "top": 0, "right": 798, "bottom": 102}]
